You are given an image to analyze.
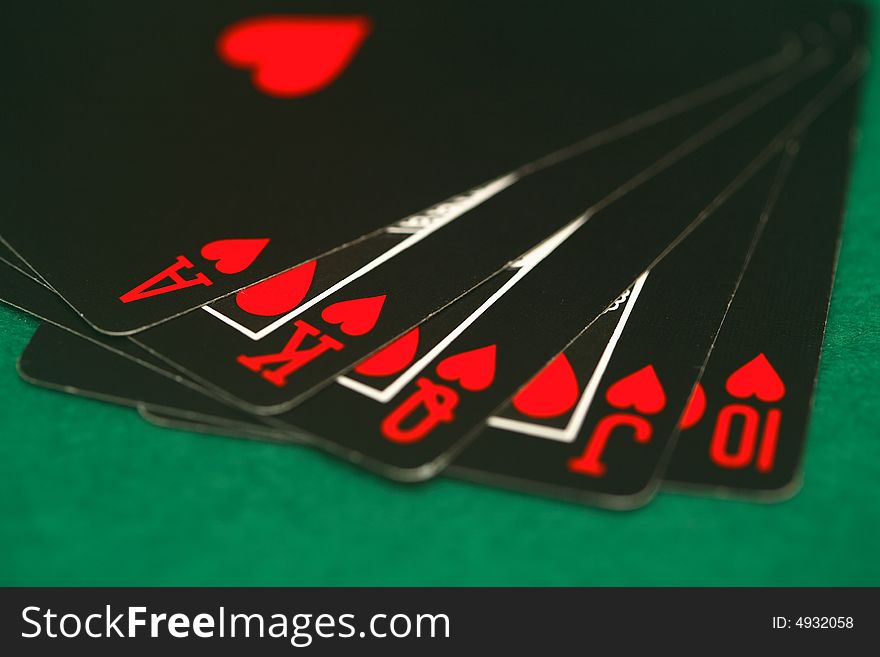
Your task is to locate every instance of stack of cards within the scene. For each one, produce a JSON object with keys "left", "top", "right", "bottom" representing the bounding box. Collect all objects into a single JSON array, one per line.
[{"left": 0, "top": 2, "right": 868, "bottom": 509}]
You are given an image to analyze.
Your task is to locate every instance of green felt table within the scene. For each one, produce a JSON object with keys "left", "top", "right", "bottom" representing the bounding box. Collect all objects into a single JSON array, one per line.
[{"left": 2, "top": 12, "right": 879, "bottom": 588}]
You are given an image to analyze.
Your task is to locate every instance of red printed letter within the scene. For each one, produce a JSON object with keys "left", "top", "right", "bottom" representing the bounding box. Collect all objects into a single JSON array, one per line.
[
  {"left": 119, "top": 255, "right": 212, "bottom": 303},
  {"left": 237, "top": 320, "right": 343, "bottom": 386},
  {"left": 381, "top": 377, "right": 459, "bottom": 444},
  {"left": 567, "top": 413, "right": 653, "bottom": 477}
]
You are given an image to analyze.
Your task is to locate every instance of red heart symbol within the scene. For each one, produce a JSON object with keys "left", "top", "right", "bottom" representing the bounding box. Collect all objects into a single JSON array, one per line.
[
  {"left": 678, "top": 382, "right": 706, "bottom": 430},
  {"left": 512, "top": 353, "right": 579, "bottom": 419},
  {"left": 354, "top": 327, "right": 420, "bottom": 377},
  {"left": 200, "top": 238, "right": 269, "bottom": 274},
  {"left": 605, "top": 365, "right": 666, "bottom": 415},
  {"left": 435, "top": 345, "right": 496, "bottom": 392},
  {"left": 235, "top": 260, "right": 316, "bottom": 316},
  {"left": 321, "top": 295, "right": 386, "bottom": 336},
  {"left": 217, "top": 15, "right": 372, "bottom": 98},
  {"left": 725, "top": 353, "right": 785, "bottom": 402}
]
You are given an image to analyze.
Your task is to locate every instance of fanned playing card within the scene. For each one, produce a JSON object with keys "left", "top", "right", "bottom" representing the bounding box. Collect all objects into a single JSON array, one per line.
[
  {"left": 662, "top": 80, "right": 862, "bottom": 499},
  {"left": 17, "top": 324, "right": 265, "bottom": 427},
  {"left": 0, "top": 261, "right": 215, "bottom": 399}
]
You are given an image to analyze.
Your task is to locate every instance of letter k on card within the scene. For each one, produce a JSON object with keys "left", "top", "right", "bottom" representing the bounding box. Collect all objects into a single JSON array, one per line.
[{"left": 237, "top": 294, "right": 387, "bottom": 387}]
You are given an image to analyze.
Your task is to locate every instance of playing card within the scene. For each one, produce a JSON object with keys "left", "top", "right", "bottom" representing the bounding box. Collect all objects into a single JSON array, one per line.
[
  {"left": 0, "top": 1, "right": 832, "bottom": 334},
  {"left": 17, "top": 323, "right": 263, "bottom": 425},
  {"left": 448, "top": 144, "right": 800, "bottom": 508},
  {"left": 0, "top": 261, "right": 212, "bottom": 395},
  {"left": 0, "top": 261, "right": 281, "bottom": 429},
  {"left": 129, "top": 38, "right": 850, "bottom": 418},
  {"left": 662, "top": 80, "right": 862, "bottom": 499}
]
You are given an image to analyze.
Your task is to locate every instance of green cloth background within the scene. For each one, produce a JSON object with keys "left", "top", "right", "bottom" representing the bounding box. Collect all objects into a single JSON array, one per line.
[{"left": 2, "top": 7, "right": 879, "bottom": 586}]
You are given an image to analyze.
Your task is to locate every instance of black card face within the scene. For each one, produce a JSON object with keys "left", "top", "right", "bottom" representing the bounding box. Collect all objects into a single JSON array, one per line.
[
  {"left": 0, "top": 261, "right": 207, "bottom": 392},
  {"left": 0, "top": 1, "right": 849, "bottom": 334},
  {"left": 133, "top": 41, "right": 860, "bottom": 414},
  {"left": 662, "top": 82, "right": 861, "bottom": 498},
  {"left": 449, "top": 147, "right": 800, "bottom": 507},
  {"left": 18, "top": 323, "right": 265, "bottom": 427},
  {"left": 0, "top": 258, "right": 278, "bottom": 427}
]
